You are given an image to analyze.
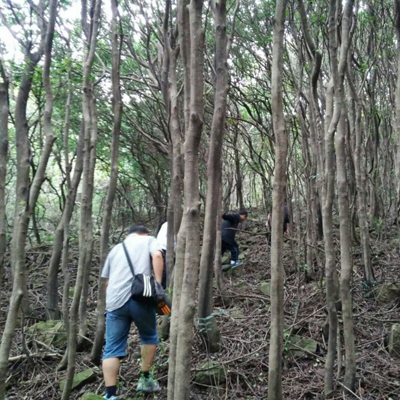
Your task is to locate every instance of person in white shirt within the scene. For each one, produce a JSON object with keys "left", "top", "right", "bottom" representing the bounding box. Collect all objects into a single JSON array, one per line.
[{"left": 101, "top": 226, "right": 163, "bottom": 398}]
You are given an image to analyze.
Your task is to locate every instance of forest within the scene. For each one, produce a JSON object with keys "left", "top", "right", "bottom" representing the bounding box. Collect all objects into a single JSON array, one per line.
[{"left": 0, "top": 0, "right": 399, "bottom": 399}]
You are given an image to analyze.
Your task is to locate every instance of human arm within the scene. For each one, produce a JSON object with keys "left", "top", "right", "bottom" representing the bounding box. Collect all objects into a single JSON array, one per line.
[
  {"left": 222, "top": 213, "right": 241, "bottom": 223},
  {"left": 265, "top": 213, "right": 271, "bottom": 228},
  {"left": 152, "top": 250, "right": 164, "bottom": 284},
  {"left": 285, "top": 224, "right": 290, "bottom": 236}
]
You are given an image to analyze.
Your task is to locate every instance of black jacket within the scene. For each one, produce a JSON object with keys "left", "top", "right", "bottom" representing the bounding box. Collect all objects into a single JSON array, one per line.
[{"left": 221, "top": 213, "right": 241, "bottom": 244}]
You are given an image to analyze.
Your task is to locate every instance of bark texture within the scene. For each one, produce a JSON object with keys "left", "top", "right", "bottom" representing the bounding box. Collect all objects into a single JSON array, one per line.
[
  {"left": 267, "top": 0, "right": 288, "bottom": 398},
  {"left": 0, "top": 0, "right": 58, "bottom": 396},
  {"left": 61, "top": 1, "right": 101, "bottom": 398},
  {"left": 172, "top": 1, "right": 205, "bottom": 398},
  {"left": 198, "top": 0, "right": 231, "bottom": 353},
  {"left": 0, "top": 65, "right": 8, "bottom": 289},
  {"left": 91, "top": 0, "right": 122, "bottom": 364}
]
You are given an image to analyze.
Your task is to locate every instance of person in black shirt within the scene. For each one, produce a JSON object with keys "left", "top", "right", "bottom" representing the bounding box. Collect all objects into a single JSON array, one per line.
[
  {"left": 221, "top": 210, "right": 248, "bottom": 268},
  {"left": 266, "top": 204, "right": 290, "bottom": 236}
]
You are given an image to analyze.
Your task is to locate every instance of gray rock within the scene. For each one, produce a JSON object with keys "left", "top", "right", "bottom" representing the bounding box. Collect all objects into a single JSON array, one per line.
[
  {"left": 59, "top": 369, "right": 96, "bottom": 392},
  {"left": 80, "top": 393, "right": 104, "bottom": 400},
  {"left": 388, "top": 324, "right": 400, "bottom": 358},
  {"left": 194, "top": 361, "right": 226, "bottom": 385},
  {"left": 260, "top": 281, "right": 271, "bottom": 297},
  {"left": 376, "top": 283, "right": 400, "bottom": 304},
  {"left": 285, "top": 335, "right": 318, "bottom": 358},
  {"left": 28, "top": 320, "right": 67, "bottom": 348}
]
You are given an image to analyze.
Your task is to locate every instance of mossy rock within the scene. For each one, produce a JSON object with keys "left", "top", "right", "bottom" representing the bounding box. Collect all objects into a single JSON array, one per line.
[
  {"left": 388, "top": 324, "right": 400, "bottom": 358},
  {"left": 376, "top": 283, "right": 400, "bottom": 304},
  {"left": 230, "top": 307, "right": 244, "bottom": 319},
  {"left": 390, "top": 238, "right": 400, "bottom": 248},
  {"left": 235, "top": 280, "right": 250, "bottom": 293},
  {"left": 81, "top": 394, "right": 104, "bottom": 400},
  {"left": 59, "top": 369, "right": 96, "bottom": 392},
  {"left": 238, "top": 253, "right": 245, "bottom": 260},
  {"left": 286, "top": 335, "right": 318, "bottom": 358},
  {"left": 28, "top": 320, "right": 67, "bottom": 348},
  {"left": 194, "top": 361, "right": 226, "bottom": 385},
  {"left": 260, "top": 281, "right": 271, "bottom": 297},
  {"left": 226, "top": 266, "right": 242, "bottom": 277},
  {"left": 221, "top": 255, "right": 230, "bottom": 265}
]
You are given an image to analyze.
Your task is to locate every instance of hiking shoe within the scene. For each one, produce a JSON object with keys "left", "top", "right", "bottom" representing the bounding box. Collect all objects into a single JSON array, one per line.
[
  {"left": 136, "top": 376, "right": 160, "bottom": 393},
  {"left": 230, "top": 261, "right": 243, "bottom": 269},
  {"left": 103, "top": 395, "right": 119, "bottom": 400}
]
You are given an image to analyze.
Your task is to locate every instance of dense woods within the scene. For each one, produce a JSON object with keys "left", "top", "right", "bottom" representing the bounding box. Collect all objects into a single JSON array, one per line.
[{"left": 0, "top": 0, "right": 400, "bottom": 399}]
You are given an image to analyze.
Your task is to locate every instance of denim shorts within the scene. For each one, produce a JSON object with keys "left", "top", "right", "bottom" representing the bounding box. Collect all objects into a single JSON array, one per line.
[{"left": 103, "top": 298, "right": 159, "bottom": 360}]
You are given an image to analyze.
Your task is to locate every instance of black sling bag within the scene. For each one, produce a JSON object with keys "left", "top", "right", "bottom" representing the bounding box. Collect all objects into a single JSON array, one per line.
[{"left": 122, "top": 241, "right": 171, "bottom": 315}]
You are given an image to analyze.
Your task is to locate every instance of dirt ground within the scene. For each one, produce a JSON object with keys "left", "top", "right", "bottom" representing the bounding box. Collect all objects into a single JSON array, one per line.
[{"left": 1, "top": 218, "right": 399, "bottom": 399}]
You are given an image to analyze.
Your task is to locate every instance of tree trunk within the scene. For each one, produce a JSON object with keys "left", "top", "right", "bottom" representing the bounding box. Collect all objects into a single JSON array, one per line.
[
  {"left": 0, "top": 65, "right": 8, "bottom": 289},
  {"left": 346, "top": 55, "right": 374, "bottom": 283},
  {"left": 267, "top": 0, "right": 288, "bottom": 398},
  {"left": 78, "top": 77, "right": 100, "bottom": 348},
  {"left": 167, "top": 216, "right": 186, "bottom": 400},
  {"left": 91, "top": 0, "right": 122, "bottom": 364},
  {"left": 394, "top": 0, "right": 400, "bottom": 216},
  {"left": 233, "top": 129, "right": 244, "bottom": 210},
  {"left": 46, "top": 59, "right": 85, "bottom": 320},
  {"left": 172, "top": 1, "right": 204, "bottom": 398},
  {"left": 0, "top": 0, "right": 57, "bottom": 395},
  {"left": 334, "top": 1, "right": 356, "bottom": 392},
  {"left": 61, "top": 1, "right": 101, "bottom": 397},
  {"left": 198, "top": 0, "right": 230, "bottom": 353}
]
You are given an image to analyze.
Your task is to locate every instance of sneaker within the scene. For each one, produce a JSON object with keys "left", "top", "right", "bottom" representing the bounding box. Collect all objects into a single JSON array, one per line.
[
  {"left": 136, "top": 376, "right": 160, "bottom": 393},
  {"left": 103, "top": 395, "right": 119, "bottom": 400},
  {"left": 230, "top": 261, "right": 243, "bottom": 269}
]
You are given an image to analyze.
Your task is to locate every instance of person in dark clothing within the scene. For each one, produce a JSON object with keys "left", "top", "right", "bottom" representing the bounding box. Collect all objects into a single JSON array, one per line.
[
  {"left": 266, "top": 204, "right": 290, "bottom": 238},
  {"left": 221, "top": 210, "right": 248, "bottom": 268}
]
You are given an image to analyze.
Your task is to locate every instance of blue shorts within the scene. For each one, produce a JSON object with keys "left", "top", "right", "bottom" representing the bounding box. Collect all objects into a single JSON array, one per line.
[{"left": 103, "top": 298, "right": 159, "bottom": 360}]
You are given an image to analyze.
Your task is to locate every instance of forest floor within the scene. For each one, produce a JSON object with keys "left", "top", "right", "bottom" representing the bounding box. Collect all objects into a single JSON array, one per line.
[{"left": 1, "top": 218, "right": 400, "bottom": 399}]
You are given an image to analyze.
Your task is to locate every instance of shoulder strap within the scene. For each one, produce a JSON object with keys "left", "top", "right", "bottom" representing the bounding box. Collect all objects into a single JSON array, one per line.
[{"left": 122, "top": 241, "right": 135, "bottom": 278}]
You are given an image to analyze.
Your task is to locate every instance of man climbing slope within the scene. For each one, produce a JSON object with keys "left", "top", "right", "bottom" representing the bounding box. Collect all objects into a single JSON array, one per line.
[
  {"left": 221, "top": 209, "right": 248, "bottom": 269},
  {"left": 101, "top": 226, "right": 163, "bottom": 399}
]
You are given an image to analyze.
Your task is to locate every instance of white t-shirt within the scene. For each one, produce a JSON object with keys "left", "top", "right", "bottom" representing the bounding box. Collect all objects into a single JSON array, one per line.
[
  {"left": 101, "top": 234, "right": 162, "bottom": 311},
  {"left": 156, "top": 222, "right": 168, "bottom": 250},
  {"left": 156, "top": 222, "right": 176, "bottom": 251}
]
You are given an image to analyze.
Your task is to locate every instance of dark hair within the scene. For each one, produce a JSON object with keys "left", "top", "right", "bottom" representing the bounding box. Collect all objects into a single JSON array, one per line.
[
  {"left": 239, "top": 209, "right": 248, "bottom": 217},
  {"left": 128, "top": 225, "right": 149, "bottom": 235}
]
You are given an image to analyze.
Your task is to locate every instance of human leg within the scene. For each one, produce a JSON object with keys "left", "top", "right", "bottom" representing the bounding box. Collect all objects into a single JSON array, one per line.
[
  {"left": 141, "top": 344, "right": 157, "bottom": 372},
  {"left": 103, "top": 358, "right": 121, "bottom": 387},
  {"left": 130, "top": 300, "right": 160, "bottom": 392},
  {"left": 229, "top": 241, "right": 239, "bottom": 263},
  {"left": 102, "top": 302, "right": 131, "bottom": 394},
  {"left": 221, "top": 240, "right": 228, "bottom": 255}
]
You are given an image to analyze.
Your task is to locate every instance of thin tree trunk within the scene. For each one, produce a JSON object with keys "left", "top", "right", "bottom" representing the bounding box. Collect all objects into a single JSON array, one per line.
[
  {"left": 395, "top": 0, "right": 400, "bottom": 214},
  {"left": 0, "top": 0, "right": 57, "bottom": 396},
  {"left": 0, "top": 64, "right": 8, "bottom": 289},
  {"left": 61, "top": 1, "right": 101, "bottom": 397},
  {"left": 233, "top": 129, "right": 244, "bottom": 210},
  {"left": 167, "top": 216, "right": 186, "bottom": 400},
  {"left": 46, "top": 123, "right": 85, "bottom": 319},
  {"left": 46, "top": 41, "right": 85, "bottom": 320},
  {"left": 91, "top": 0, "right": 122, "bottom": 364},
  {"left": 78, "top": 68, "right": 100, "bottom": 348},
  {"left": 198, "top": 0, "right": 232, "bottom": 353},
  {"left": 346, "top": 56, "right": 374, "bottom": 283},
  {"left": 173, "top": 1, "right": 204, "bottom": 398},
  {"left": 334, "top": 1, "right": 356, "bottom": 392},
  {"left": 267, "top": 0, "right": 288, "bottom": 398}
]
